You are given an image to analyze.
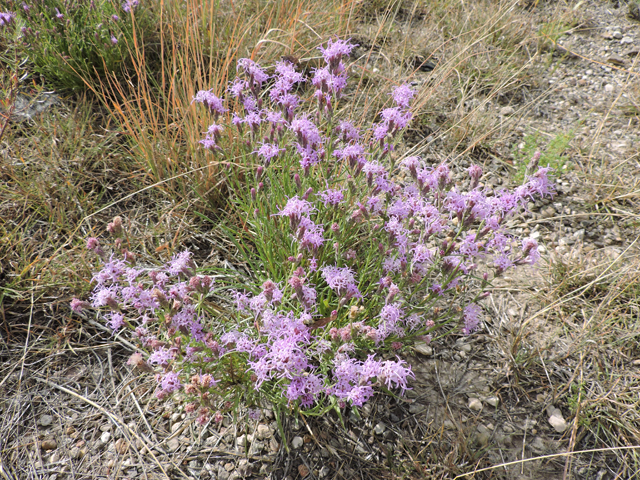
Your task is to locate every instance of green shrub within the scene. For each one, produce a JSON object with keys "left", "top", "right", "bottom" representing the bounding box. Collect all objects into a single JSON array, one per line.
[{"left": 0, "top": 0, "right": 156, "bottom": 91}]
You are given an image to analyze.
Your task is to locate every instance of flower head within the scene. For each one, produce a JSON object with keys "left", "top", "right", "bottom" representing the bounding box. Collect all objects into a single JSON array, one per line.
[
  {"left": 391, "top": 84, "right": 415, "bottom": 108},
  {"left": 0, "top": 11, "right": 16, "bottom": 27},
  {"left": 193, "top": 89, "right": 228, "bottom": 117}
]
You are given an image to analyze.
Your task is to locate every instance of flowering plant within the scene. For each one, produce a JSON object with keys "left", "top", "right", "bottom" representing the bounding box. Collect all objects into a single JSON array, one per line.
[
  {"left": 0, "top": 0, "right": 154, "bottom": 91},
  {"left": 72, "top": 38, "right": 554, "bottom": 426}
]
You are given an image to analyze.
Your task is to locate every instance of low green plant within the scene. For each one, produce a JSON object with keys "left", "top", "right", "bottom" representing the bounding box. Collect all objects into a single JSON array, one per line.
[
  {"left": 0, "top": 0, "right": 156, "bottom": 91},
  {"left": 72, "top": 40, "right": 555, "bottom": 429},
  {"left": 513, "top": 129, "right": 574, "bottom": 182}
]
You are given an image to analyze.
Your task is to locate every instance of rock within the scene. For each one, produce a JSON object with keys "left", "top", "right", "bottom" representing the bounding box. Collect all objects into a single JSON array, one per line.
[
  {"left": 115, "top": 438, "right": 129, "bottom": 454},
  {"left": 298, "top": 464, "right": 310, "bottom": 478},
  {"left": 41, "top": 439, "right": 57, "bottom": 451},
  {"left": 100, "top": 432, "right": 111, "bottom": 444},
  {"left": 612, "top": 31, "right": 623, "bottom": 40},
  {"left": 409, "top": 403, "right": 426, "bottom": 414},
  {"left": 460, "top": 344, "right": 472, "bottom": 353},
  {"left": 69, "top": 446, "right": 81, "bottom": 459},
  {"left": 485, "top": 396, "right": 499, "bottom": 407},
  {"left": 468, "top": 398, "right": 483, "bottom": 412},
  {"left": 549, "top": 414, "right": 568, "bottom": 433},
  {"left": 413, "top": 342, "right": 432, "bottom": 356},
  {"left": 236, "top": 435, "right": 247, "bottom": 448},
  {"left": 224, "top": 462, "right": 235, "bottom": 472},
  {"left": 443, "top": 419, "right": 455, "bottom": 430},
  {"left": 606, "top": 55, "right": 625, "bottom": 67},
  {"left": 218, "top": 465, "right": 231, "bottom": 480},
  {"left": 373, "top": 423, "right": 386, "bottom": 435},
  {"left": 38, "top": 415, "right": 53, "bottom": 427},
  {"left": 165, "top": 438, "right": 180, "bottom": 452},
  {"left": 292, "top": 436, "right": 304, "bottom": 449},
  {"left": 531, "top": 436, "right": 546, "bottom": 453},
  {"left": 269, "top": 437, "right": 279, "bottom": 453},
  {"left": 319, "top": 466, "right": 331, "bottom": 478},
  {"left": 256, "top": 424, "right": 271, "bottom": 440},
  {"left": 249, "top": 440, "right": 264, "bottom": 455},
  {"left": 500, "top": 106, "right": 515, "bottom": 116},
  {"left": 475, "top": 425, "right": 491, "bottom": 447},
  {"left": 171, "top": 422, "right": 182, "bottom": 434}
]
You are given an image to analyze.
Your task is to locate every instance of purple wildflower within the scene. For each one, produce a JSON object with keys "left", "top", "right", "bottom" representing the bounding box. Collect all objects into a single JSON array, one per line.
[
  {"left": 321, "top": 265, "right": 361, "bottom": 299},
  {"left": 237, "top": 58, "right": 269, "bottom": 89},
  {"left": 274, "top": 196, "right": 314, "bottom": 229},
  {"left": 521, "top": 237, "right": 540, "bottom": 265},
  {"left": 148, "top": 348, "right": 174, "bottom": 366},
  {"left": 379, "top": 358, "right": 414, "bottom": 393},
  {"left": 462, "top": 303, "right": 482, "bottom": 335},
  {"left": 291, "top": 115, "right": 322, "bottom": 148},
  {"left": 193, "top": 89, "right": 228, "bottom": 117},
  {"left": 335, "top": 120, "right": 360, "bottom": 143},
  {"left": 317, "top": 187, "right": 344, "bottom": 206},
  {"left": 159, "top": 371, "right": 182, "bottom": 395},
  {"left": 228, "top": 77, "right": 247, "bottom": 98},
  {"left": 333, "top": 143, "right": 366, "bottom": 168},
  {"left": 167, "top": 250, "right": 195, "bottom": 277},
  {"left": 0, "top": 11, "right": 15, "bottom": 26},
  {"left": 122, "top": 0, "right": 139, "bottom": 12},
  {"left": 107, "top": 312, "right": 126, "bottom": 331},
  {"left": 318, "top": 38, "right": 357, "bottom": 72},
  {"left": 391, "top": 84, "right": 415, "bottom": 108},
  {"left": 255, "top": 142, "right": 284, "bottom": 165},
  {"left": 70, "top": 298, "right": 91, "bottom": 313}
]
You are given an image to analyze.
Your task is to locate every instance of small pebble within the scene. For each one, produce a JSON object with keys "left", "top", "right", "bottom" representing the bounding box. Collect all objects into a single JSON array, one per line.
[
  {"left": 500, "top": 106, "right": 515, "bottom": 116},
  {"left": 38, "top": 415, "right": 53, "bottom": 427},
  {"left": 468, "top": 398, "right": 483, "bottom": 412},
  {"left": 549, "top": 414, "right": 568, "bottom": 433},
  {"left": 373, "top": 423, "right": 386, "bottom": 435},
  {"left": 256, "top": 424, "right": 271, "bottom": 440},
  {"left": 100, "top": 431, "right": 111, "bottom": 443},
  {"left": 237, "top": 434, "right": 247, "bottom": 448},
  {"left": 165, "top": 437, "right": 180, "bottom": 452},
  {"left": 298, "top": 464, "right": 310, "bottom": 478},
  {"left": 41, "top": 439, "right": 57, "bottom": 451},
  {"left": 115, "top": 438, "right": 129, "bottom": 454},
  {"left": 291, "top": 436, "right": 304, "bottom": 449}
]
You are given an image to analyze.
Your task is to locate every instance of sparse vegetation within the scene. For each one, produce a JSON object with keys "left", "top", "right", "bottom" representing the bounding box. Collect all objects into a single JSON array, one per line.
[{"left": 1, "top": 0, "right": 639, "bottom": 478}]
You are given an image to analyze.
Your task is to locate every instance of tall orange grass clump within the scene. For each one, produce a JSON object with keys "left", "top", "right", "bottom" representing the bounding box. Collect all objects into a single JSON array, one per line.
[{"left": 93, "top": 0, "right": 357, "bottom": 207}]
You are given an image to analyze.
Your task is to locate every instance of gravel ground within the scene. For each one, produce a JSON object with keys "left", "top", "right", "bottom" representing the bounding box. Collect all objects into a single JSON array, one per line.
[{"left": 2, "top": 1, "right": 639, "bottom": 479}]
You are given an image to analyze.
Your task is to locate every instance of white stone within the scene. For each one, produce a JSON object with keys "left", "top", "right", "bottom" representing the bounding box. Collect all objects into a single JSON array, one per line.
[
  {"left": 549, "top": 414, "right": 568, "bottom": 433},
  {"left": 291, "top": 436, "right": 304, "bottom": 449},
  {"left": 236, "top": 435, "right": 247, "bottom": 447},
  {"left": 485, "top": 396, "right": 499, "bottom": 407},
  {"left": 413, "top": 342, "right": 432, "bottom": 356},
  {"left": 100, "top": 432, "right": 111, "bottom": 444},
  {"left": 373, "top": 423, "right": 386, "bottom": 435},
  {"left": 256, "top": 424, "right": 272, "bottom": 440},
  {"left": 500, "top": 106, "right": 515, "bottom": 116},
  {"left": 604, "top": 84, "right": 614, "bottom": 94},
  {"left": 166, "top": 438, "right": 180, "bottom": 452},
  {"left": 468, "top": 398, "right": 483, "bottom": 412}
]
